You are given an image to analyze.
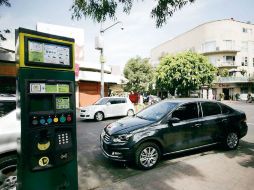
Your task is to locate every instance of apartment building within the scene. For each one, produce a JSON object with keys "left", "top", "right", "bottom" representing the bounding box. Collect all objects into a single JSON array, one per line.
[{"left": 151, "top": 19, "right": 254, "bottom": 100}]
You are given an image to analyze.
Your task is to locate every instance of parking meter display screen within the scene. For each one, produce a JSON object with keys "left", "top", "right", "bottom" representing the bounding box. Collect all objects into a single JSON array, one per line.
[
  {"left": 56, "top": 97, "right": 70, "bottom": 110},
  {"left": 27, "top": 40, "right": 71, "bottom": 67},
  {"left": 30, "top": 96, "right": 53, "bottom": 112}
]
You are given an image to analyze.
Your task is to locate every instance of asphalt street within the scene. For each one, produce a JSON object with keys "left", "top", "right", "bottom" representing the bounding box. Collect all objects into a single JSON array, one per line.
[{"left": 76, "top": 101, "right": 254, "bottom": 190}]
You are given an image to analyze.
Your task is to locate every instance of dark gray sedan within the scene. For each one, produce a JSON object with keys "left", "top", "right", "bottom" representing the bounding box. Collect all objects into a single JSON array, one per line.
[{"left": 100, "top": 99, "right": 248, "bottom": 170}]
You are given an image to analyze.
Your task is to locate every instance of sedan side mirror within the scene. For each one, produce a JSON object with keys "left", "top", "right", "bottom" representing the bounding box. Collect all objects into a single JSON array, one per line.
[
  {"left": 168, "top": 117, "right": 180, "bottom": 124},
  {"left": 106, "top": 102, "right": 111, "bottom": 106}
]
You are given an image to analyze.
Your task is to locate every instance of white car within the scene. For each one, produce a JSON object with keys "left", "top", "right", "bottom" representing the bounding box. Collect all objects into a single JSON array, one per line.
[
  {"left": 80, "top": 97, "right": 135, "bottom": 121},
  {"left": 0, "top": 109, "right": 20, "bottom": 189}
]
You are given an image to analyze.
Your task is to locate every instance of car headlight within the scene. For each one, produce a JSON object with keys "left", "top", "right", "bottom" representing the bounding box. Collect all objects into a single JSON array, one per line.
[{"left": 112, "top": 134, "right": 133, "bottom": 143}]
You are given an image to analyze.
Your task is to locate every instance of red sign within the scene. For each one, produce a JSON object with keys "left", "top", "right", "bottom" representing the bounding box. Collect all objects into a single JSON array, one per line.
[{"left": 75, "top": 64, "right": 79, "bottom": 78}]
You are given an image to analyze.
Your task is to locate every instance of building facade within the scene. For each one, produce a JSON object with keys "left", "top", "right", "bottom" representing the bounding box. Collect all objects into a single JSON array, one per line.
[
  {"left": 0, "top": 23, "right": 125, "bottom": 107},
  {"left": 151, "top": 19, "right": 254, "bottom": 100}
]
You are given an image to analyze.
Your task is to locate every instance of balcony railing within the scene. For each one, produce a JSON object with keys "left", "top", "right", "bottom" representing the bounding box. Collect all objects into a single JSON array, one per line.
[
  {"left": 217, "top": 61, "right": 237, "bottom": 68},
  {"left": 201, "top": 46, "right": 240, "bottom": 55},
  {"left": 215, "top": 76, "right": 250, "bottom": 83}
]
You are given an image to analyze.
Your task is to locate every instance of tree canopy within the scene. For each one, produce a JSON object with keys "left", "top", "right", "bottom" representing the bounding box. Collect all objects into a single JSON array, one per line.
[
  {"left": 0, "top": 0, "right": 10, "bottom": 7},
  {"left": 156, "top": 52, "right": 217, "bottom": 97},
  {"left": 123, "top": 56, "right": 154, "bottom": 93},
  {"left": 71, "top": 0, "right": 195, "bottom": 28}
]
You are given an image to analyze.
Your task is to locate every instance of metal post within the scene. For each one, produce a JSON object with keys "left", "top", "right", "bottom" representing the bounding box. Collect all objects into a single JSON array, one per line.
[
  {"left": 100, "top": 48, "right": 104, "bottom": 97},
  {"left": 96, "top": 21, "right": 123, "bottom": 98}
]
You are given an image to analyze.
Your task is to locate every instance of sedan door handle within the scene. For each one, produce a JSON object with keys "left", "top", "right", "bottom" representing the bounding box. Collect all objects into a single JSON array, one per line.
[
  {"left": 222, "top": 119, "right": 228, "bottom": 122},
  {"left": 192, "top": 123, "right": 202, "bottom": 128}
]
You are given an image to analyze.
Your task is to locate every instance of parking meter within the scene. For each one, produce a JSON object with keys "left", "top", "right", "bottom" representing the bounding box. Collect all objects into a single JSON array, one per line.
[{"left": 16, "top": 28, "right": 78, "bottom": 190}]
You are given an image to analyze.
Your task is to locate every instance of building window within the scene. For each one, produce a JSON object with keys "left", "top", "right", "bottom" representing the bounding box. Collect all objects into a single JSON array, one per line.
[
  {"left": 202, "top": 41, "right": 216, "bottom": 52},
  {"left": 242, "top": 57, "right": 248, "bottom": 66},
  {"left": 224, "top": 40, "right": 235, "bottom": 50},
  {"left": 241, "top": 87, "right": 248, "bottom": 94},
  {"left": 241, "top": 41, "right": 248, "bottom": 52},
  {"left": 245, "top": 57, "right": 248, "bottom": 66},
  {"left": 242, "top": 28, "right": 253, "bottom": 34}
]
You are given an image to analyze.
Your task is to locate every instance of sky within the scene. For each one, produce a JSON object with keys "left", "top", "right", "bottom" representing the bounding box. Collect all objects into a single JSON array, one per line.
[{"left": 0, "top": 0, "right": 254, "bottom": 70}]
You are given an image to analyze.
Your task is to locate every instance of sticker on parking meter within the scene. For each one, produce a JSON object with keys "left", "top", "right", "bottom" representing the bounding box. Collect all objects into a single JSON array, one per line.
[
  {"left": 57, "top": 84, "right": 69, "bottom": 93},
  {"left": 38, "top": 156, "right": 49, "bottom": 167},
  {"left": 30, "top": 83, "right": 45, "bottom": 93},
  {"left": 56, "top": 97, "right": 70, "bottom": 110},
  {"left": 45, "top": 84, "right": 58, "bottom": 93}
]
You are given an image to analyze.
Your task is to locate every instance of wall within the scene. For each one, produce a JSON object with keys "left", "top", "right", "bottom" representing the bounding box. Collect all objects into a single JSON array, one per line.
[{"left": 78, "top": 81, "right": 108, "bottom": 107}]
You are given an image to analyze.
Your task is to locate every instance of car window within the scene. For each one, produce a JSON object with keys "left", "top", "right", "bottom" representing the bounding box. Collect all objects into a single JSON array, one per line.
[
  {"left": 94, "top": 98, "right": 109, "bottom": 105},
  {"left": 172, "top": 103, "right": 199, "bottom": 121},
  {"left": 120, "top": 98, "right": 126, "bottom": 103},
  {"left": 201, "top": 102, "right": 221, "bottom": 117},
  {"left": 109, "top": 99, "right": 121, "bottom": 104},
  {"left": 219, "top": 103, "right": 233, "bottom": 114},
  {"left": 136, "top": 101, "right": 178, "bottom": 121}
]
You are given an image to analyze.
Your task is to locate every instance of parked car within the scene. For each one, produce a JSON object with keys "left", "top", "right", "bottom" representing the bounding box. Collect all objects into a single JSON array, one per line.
[
  {"left": 0, "top": 106, "right": 19, "bottom": 189},
  {"left": 0, "top": 94, "right": 16, "bottom": 117},
  {"left": 144, "top": 95, "right": 161, "bottom": 105},
  {"left": 80, "top": 97, "right": 135, "bottom": 121},
  {"left": 100, "top": 99, "right": 248, "bottom": 170}
]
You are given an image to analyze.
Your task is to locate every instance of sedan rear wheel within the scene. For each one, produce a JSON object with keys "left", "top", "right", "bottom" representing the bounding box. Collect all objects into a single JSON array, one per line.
[
  {"left": 224, "top": 132, "right": 239, "bottom": 150},
  {"left": 135, "top": 142, "right": 160, "bottom": 170},
  {"left": 94, "top": 112, "right": 104, "bottom": 121}
]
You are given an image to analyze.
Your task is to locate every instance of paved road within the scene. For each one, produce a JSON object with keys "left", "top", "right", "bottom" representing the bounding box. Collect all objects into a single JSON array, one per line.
[{"left": 76, "top": 101, "right": 254, "bottom": 190}]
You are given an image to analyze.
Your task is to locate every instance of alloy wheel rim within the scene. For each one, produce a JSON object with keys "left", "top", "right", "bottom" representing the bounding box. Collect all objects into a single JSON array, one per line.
[
  {"left": 0, "top": 165, "right": 17, "bottom": 189},
  {"left": 227, "top": 133, "right": 238, "bottom": 149},
  {"left": 140, "top": 147, "right": 158, "bottom": 168},
  {"left": 96, "top": 113, "right": 103, "bottom": 121}
]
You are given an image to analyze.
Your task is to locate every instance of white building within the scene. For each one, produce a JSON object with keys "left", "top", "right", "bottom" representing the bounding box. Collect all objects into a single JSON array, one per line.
[{"left": 151, "top": 19, "right": 254, "bottom": 100}]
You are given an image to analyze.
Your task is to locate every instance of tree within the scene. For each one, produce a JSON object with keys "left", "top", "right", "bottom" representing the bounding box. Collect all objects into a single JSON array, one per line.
[
  {"left": 123, "top": 56, "right": 154, "bottom": 93},
  {"left": 156, "top": 52, "right": 217, "bottom": 97},
  {"left": 0, "top": 0, "right": 11, "bottom": 42},
  {"left": 217, "top": 68, "right": 229, "bottom": 77},
  {"left": 0, "top": 0, "right": 10, "bottom": 7},
  {"left": 71, "top": 0, "right": 195, "bottom": 28}
]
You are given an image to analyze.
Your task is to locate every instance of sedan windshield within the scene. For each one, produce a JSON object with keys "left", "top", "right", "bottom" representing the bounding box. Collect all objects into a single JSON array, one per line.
[
  {"left": 136, "top": 101, "right": 178, "bottom": 121},
  {"left": 94, "top": 98, "right": 109, "bottom": 105}
]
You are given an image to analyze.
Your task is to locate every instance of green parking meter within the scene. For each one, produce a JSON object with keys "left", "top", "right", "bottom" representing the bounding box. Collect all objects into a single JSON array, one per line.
[{"left": 16, "top": 28, "right": 78, "bottom": 190}]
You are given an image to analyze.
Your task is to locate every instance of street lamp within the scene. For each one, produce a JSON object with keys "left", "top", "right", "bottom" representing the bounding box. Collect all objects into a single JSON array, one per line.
[{"left": 95, "top": 21, "right": 124, "bottom": 98}]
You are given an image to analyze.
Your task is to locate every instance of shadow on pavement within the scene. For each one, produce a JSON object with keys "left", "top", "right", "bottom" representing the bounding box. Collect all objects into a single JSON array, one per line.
[
  {"left": 77, "top": 143, "right": 211, "bottom": 189},
  {"left": 220, "top": 140, "right": 254, "bottom": 168}
]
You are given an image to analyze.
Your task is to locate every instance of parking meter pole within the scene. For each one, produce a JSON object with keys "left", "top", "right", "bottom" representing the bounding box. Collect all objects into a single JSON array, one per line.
[{"left": 16, "top": 28, "right": 78, "bottom": 190}]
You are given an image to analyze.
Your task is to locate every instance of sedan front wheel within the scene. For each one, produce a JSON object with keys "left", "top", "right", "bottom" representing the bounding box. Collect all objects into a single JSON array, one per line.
[
  {"left": 135, "top": 142, "right": 160, "bottom": 170},
  {"left": 94, "top": 112, "right": 104, "bottom": 121}
]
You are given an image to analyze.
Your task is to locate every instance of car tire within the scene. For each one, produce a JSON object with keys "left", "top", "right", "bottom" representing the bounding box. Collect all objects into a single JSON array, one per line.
[
  {"left": 135, "top": 142, "right": 160, "bottom": 170},
  {"left": 224, "top": 131, "right": 239, "bottom": 150},
  {"left": 94, "top": 112, "right": 104, "bottom": 121},
  {"left": 127, "top": 109, "right": 134, "bottom": 116},
  {"left": 0, "top": 153, "right": 17, "bottom": 190}
]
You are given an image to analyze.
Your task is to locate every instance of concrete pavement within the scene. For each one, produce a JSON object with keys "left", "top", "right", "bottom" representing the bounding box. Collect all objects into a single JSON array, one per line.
[{"left": 77, "top": 101, "right": 254, "bottom": 190}]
